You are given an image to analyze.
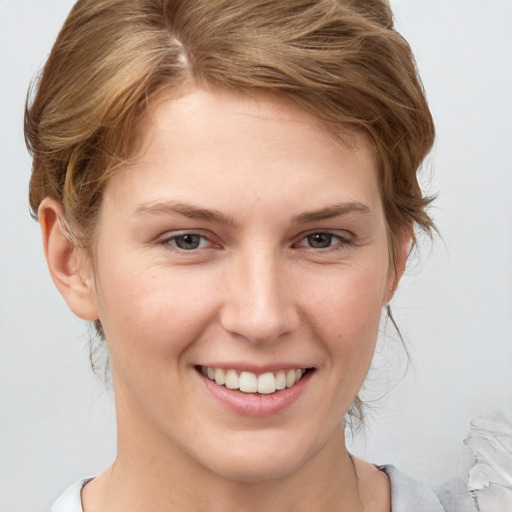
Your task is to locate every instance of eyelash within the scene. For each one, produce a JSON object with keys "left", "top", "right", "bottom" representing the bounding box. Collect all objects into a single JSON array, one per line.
[
  {"left": 159, "top": 231, "right": 213, "bottom": 251},
  {"left": 158, "top": 230, "right": 354, "bottom": 252},
  {"left": 293, "top": 231, "right": 353, "bottom": 250}
]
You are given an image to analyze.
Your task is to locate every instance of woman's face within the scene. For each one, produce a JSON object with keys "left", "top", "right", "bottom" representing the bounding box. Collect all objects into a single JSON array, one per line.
[{"left": 86, "top": 88, "right": 397, "bottom": 482}]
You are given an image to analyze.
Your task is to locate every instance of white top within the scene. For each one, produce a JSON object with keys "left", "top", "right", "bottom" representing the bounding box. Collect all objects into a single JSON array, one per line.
[{"left": 50, "top": 465, "right": 456, "bottom": 512}]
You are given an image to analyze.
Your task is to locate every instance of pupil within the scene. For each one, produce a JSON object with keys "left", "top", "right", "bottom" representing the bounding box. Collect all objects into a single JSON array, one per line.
[
  {"left": 308, "top": 233, "right": 331, "bottom": 248},
  {"left": 176, "top": 234, "right": 200, "bottom": 250}
]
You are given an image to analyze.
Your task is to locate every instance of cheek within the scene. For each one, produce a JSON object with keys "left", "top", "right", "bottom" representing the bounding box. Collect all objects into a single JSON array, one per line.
[
  {"left": 300, "top": 264, "right": 387, "bottom": 363},
  {"left": 94, "top": 259, "right": 219, "bottom": 360}
]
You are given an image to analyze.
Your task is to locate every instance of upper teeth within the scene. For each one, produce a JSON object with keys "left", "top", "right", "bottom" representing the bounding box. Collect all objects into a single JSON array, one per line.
[{"left": 201, "top": 367, "right": 305, "bottom": 394}]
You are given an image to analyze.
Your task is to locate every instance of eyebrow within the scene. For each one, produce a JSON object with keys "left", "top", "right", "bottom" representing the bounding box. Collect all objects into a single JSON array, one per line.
[
  {"left": 134, "top": 201, "right": 236, "bottom": 225},
  {"left": 134, "top": 200, "right": 372, "bottom": 225},
  {"left": 291, "top": 202, "right": 372, "bottom": 223}
]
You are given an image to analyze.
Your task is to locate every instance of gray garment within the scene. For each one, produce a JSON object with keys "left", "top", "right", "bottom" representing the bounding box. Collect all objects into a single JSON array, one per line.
[
  {"left": 380, "top": 465, "right": 446, "bottom": 512},
  {"left": 50, "top": 466, "right": 455, "bottom": 511}
]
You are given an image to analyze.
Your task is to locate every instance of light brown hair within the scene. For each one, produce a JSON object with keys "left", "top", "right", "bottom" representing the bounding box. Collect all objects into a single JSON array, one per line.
[
  {"left": 26, "top": 0, "right": 434, "bottom": 252},
  {"left": 25, "top": 0, "right": 435, "bottom": 418}
]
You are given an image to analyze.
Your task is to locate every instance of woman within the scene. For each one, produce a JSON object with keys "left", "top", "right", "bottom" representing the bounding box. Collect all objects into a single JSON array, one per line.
[{"left": 25, "top": 1, "right": 449, "bottom": 510}]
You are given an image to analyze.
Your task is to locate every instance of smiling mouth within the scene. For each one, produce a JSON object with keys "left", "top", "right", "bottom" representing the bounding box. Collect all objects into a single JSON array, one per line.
[{"left": 198, "top": 366, "right": 313, "bottom": 395}]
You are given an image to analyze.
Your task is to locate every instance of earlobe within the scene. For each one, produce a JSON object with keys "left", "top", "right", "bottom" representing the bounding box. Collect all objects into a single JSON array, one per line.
[
  {"left": 384, "top": 227, "right": 411, "bottom": 304},
  {"left": 39, "top": 198, "right": 99, "bottom": 321}
]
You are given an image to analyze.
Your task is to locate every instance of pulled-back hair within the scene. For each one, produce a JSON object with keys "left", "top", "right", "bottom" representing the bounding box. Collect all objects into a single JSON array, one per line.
[
  {"left": 25, "top": 0, "right": 435, "bottom": 260},
  {"left": 25, "top": 0, "right": 436, "bottom": 425}
]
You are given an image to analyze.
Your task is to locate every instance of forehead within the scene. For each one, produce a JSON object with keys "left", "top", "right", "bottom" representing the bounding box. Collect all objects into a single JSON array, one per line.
[
  {"left": 136, "top": 86, "right": 370, "bottom": 157},
  {"left": 103, "top": 86, "right": 381, "bottom": 220}
]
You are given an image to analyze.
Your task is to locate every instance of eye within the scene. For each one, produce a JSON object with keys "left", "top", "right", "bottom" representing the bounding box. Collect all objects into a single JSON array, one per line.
[
  {"left": 305, "top": 232, "right": 335, "bottom": 248},
  {"left": 165, "top": 233, "right": 211, "bottom": 251},
  {"left": 296, "top": 231, "right": 349, "bottom": 249}
]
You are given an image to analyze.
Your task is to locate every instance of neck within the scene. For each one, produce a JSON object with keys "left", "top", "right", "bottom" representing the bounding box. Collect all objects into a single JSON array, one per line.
[
  {"left": 82, "top": 385, "right": 365, "bottom": 512},
  {"left": 115, "top": 447, "right": 361, "bottom": 512},
  {"left": 85, "top": 435, "right": 364, "bottom": 512}
]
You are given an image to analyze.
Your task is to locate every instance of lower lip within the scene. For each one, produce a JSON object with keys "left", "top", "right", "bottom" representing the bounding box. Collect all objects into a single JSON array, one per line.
[{"left": 199, "top": 370, "right": 313, "bottom": 418}]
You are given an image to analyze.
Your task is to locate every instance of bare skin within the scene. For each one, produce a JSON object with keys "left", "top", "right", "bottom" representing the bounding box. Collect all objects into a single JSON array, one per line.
[
  {"left": 42, "top": 87, "right": 404, "bottom": 512},
  {"left": 81, "top": 454, "right": 390, "bottom": 512},
  {"left": 353, "top": 457, "right": 392, "bottom": 512}
]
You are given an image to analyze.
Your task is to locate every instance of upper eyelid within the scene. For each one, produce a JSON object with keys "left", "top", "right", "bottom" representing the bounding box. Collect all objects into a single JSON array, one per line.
[
  {"left": 291, "top": 230, "right": 357, "bottom": 251},
  {"left": 294, "top": 229, "right": 354, "bottom": 241},
  {"left": 154, "top": 228, "right": 354, "bottom": 247},
  {"left": 157, "top": 229, "right": 213, "bottom": 241},
  {"left": 155, "top": 230, "right": 217, "bottom": 249}
]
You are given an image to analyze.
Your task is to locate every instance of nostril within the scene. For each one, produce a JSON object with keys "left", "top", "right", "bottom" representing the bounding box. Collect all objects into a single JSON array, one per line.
[
  {"left": 219, "top": 264, "right": 299, "bottom": 344},
  {"left": 219, "top": 305, "right": 299, "bottom": 344}
]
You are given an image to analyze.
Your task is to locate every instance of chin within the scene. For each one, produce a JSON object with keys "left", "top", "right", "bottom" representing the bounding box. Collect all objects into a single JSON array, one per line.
[
  {"left": 210, "top": 454, "right": 304, "bottom": 484},
  {"left": 195, "top": 432, "right": 323, "bottom": 484}
]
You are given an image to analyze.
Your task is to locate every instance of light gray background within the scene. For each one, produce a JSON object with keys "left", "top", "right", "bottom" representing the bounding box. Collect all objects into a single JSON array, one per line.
[{"left": 1, "top": 1, "right": 511, "bottom": 510}]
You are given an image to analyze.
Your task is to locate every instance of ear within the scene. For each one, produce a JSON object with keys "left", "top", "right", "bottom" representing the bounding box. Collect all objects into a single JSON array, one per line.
[
  {"left": 39, "top": 198, "right": 99, "bottom": 321},
  {"left": 383, "top": 227, "right": 411, "bottom": 304}
]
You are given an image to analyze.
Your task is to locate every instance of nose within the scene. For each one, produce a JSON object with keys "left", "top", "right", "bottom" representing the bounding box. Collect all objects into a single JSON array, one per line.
[{"left": 219, "top": 249, "right": 299, "bottom": 344}]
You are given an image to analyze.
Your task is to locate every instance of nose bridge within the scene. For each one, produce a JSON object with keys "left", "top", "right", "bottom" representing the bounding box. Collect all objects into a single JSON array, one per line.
[{"left": 220, "top": 245, "right": 297, "bottom": 343}]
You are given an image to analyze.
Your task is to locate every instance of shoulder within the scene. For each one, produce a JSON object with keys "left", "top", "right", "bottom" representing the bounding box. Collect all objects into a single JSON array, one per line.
[
  {"left": 381, "top": 465, "right": 479, "bottom": 512},
  {"left": 380, "top": 465, "right": 446, "bottom": 512},
  {"left": 50, "top": 478, "right": 91, "bottom": 512},
  {"left": 49, "top": 468, "right": 479, "bottom": 512}
]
